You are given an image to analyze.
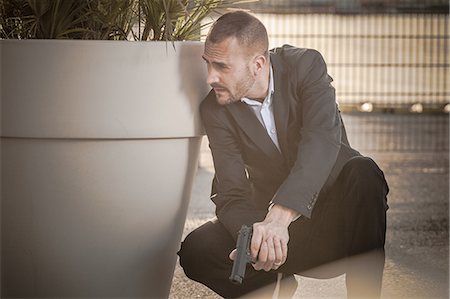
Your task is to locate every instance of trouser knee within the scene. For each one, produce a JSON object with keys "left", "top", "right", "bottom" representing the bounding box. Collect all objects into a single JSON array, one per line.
[
  {"left": 178, "top": 220, "right": 235, "bottom": 284},
  {"left": 177, "top": 229, "right": 206, "bottom": 281},
  {"left": 341, "top": 156, "right": 389, "bottom": 211}
]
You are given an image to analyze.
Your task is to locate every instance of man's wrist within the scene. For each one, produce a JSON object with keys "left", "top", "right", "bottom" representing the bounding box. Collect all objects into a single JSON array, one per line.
[{"left": 266, "top": 204, "right": 301, "bottom": 226}]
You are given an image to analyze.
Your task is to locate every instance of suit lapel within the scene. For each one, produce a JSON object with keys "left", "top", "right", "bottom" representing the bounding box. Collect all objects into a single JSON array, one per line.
[
  {"left": 226, "top": 102, "right": 285, "bottom": 166},
  {"left": 271, "top": 52, "right": 291, "bottom": 162},
  {"left": 224, "top": 50, "right": 291, "bottom": 168}
]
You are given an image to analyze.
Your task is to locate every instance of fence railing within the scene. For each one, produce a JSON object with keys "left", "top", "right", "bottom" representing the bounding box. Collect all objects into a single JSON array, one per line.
[{"left": 257, "top": 14, "right": 449, "bottom": 110}]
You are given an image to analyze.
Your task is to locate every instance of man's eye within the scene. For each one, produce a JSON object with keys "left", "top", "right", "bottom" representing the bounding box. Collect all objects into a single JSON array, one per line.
[{"left": 217, "top": 64, "right": 228, "bottom": 70}]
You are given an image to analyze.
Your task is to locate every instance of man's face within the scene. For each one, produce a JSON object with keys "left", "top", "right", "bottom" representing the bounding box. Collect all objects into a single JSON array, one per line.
[{"left": 203, "top": 37, "right": 256, "bottom": 105}]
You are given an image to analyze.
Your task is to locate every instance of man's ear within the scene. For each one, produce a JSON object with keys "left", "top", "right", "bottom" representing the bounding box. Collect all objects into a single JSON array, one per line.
[{"left": 253, "top": 54, "right": 267, "bottom": 76}]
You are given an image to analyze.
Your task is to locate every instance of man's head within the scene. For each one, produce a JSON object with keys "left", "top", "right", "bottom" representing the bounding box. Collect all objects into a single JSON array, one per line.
[{"left": 203, "top": 11, "right": 270, "bottom": 105}]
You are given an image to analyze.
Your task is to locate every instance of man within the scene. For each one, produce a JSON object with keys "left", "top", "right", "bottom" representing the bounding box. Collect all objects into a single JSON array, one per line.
[{"left": 178, "top": 11, "right": 389, "bottom": 298}]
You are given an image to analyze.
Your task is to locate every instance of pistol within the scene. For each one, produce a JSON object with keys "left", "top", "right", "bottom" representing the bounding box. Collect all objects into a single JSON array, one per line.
[{"left": 229, "top": 225, "right": 253, "bottom": 284}]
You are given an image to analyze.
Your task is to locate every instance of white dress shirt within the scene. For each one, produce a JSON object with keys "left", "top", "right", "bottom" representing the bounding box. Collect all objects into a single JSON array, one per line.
[{"left": 240, "top": 64, "right": 280, "bottom": 152}]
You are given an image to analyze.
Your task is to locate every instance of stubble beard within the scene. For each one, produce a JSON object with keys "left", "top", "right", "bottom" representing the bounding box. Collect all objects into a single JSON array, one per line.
[{"left": 218, "top": 67, "right": 256, "bottom": 106}]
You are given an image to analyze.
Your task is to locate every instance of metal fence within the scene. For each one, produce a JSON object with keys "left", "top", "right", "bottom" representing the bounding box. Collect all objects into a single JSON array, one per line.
[{"left": 217, "top": 2, "right": 449, "bottom": 152}]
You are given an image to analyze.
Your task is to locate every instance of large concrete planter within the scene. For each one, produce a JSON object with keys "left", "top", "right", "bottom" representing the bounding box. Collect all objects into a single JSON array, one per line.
[{"left": 1, "top": 40, "right": 208, "bottom": 298}]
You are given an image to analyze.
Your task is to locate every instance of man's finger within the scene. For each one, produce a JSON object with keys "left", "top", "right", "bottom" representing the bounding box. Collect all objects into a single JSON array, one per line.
[
  {"left": 259, "top": 241, "right": 269, "bottom": 263},
  {"left": 251, "top": 225, "right": 263, "bottom": 259},
  {"left": 281, "top": 240, "right": 288, "bottom": 264},
  {"left": 273, "top": 238, "right": 283, "bottom": 267},
  {"left": 264, "top": 239, "right": 276, "bottom": 271},
  {"left": 229, "top": 249, "right": 237, "bottom": 261},
  {"left": 252, "top": 241, "right": 268, "bottom": 270}
]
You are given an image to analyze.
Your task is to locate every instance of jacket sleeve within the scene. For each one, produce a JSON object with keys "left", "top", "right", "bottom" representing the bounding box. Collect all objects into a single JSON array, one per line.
[
  {"left": 271, "top": 49, "right": 341, "bottom": 218},
  {"left": 200, "top": 100, "right": 267, "bottom": 239}
]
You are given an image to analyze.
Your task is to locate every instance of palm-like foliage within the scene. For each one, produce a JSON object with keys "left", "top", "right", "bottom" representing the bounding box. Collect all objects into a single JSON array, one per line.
[
  {"left": 0, "top": 0, "right": 254, "bottom": 40},
  {"left": 0, "top": 0, "right": 137, "bottom": 39},
  {"left": 137, "top": 0, "right": 247, "bottom": 41},
  {"left": 0, "top": 0, "right": 30, "bottom": 38},
  {"left": 0, "top": 0, "right": 92, "bottom": 39},
  {"left": 84, "top": 0, "right": 137, "bottom": 40},
  {"left": 26, "top": 0, "right": 91, "bottom": 38}
]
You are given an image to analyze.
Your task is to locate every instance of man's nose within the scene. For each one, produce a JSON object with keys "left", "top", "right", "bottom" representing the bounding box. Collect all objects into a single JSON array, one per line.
[{"left": 206, "top": 69, "right": 219, "bottom": 86}]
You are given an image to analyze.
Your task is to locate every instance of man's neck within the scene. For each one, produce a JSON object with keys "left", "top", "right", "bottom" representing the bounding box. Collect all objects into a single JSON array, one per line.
[{"left": 246, "top": 64, "right": 271, "bottom": 103}]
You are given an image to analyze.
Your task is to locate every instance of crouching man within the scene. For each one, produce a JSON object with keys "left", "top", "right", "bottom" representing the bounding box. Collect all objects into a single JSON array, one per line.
[{"left": 178, "top": 11, "right": 389, "bottom": 299}]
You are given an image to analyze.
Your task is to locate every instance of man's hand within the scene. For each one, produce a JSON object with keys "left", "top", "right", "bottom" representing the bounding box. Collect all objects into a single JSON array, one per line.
[{"left": 229, "top": 204, "right": 299, "bottom": 272}]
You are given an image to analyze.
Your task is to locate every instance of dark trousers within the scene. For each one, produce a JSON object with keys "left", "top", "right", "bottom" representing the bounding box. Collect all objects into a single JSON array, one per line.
[{"left": 178, "top": 156, "right": 389, "bottom": 298}]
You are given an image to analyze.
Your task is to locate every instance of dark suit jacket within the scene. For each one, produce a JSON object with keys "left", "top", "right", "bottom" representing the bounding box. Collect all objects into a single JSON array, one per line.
[{"left": 200, "top": 45, "right": 361, "bottom": 238}]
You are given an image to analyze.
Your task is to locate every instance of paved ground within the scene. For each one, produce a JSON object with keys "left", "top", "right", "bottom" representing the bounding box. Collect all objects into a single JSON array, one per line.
[{"left": 169, "top": 115, "right": 449, "bottom": 298}]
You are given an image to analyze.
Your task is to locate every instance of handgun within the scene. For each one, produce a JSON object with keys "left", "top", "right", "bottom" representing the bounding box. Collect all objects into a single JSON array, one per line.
[{"left": 229, "top": 225, "right": 253, "bottom": 284}]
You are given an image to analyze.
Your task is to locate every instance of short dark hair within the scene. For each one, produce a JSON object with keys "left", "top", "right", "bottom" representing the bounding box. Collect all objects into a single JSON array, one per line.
[{"left": 206, "top": 11, "right": 269, "bottom": 57}]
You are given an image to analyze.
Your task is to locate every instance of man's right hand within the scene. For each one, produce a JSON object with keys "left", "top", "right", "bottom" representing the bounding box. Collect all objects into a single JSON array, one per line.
[
  {"left": 249, "top": 219, "right": 289, "bottom": 271},
  {"left": 250, "top": 204, "right": 298, "bottom": 271},
  {"left": 229, "top": 204, "right": 298, "bottom": 272},
  {"left": 228, "top": 226, "right": 287, "bottom": 272}
]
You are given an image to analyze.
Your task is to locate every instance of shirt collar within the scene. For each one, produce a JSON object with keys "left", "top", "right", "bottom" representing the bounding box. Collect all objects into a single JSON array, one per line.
[{"left": 241, "top": 63, "right": 274, "bottom": 106}]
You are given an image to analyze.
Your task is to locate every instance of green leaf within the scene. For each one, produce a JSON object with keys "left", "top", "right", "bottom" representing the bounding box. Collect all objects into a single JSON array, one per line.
[{"left": 0, "top": 0, "right": 257, "bottom": 40}]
